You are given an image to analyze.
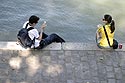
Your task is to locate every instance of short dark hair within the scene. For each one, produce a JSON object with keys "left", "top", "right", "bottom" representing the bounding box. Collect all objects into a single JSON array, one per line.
[{"left": 29, "top": 15, "right": 39, "bottom": 24}]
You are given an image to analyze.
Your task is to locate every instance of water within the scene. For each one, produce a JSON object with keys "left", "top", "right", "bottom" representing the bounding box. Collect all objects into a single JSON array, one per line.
[{"left": 0, "top": 0, "right": 125, "bottom": 43}]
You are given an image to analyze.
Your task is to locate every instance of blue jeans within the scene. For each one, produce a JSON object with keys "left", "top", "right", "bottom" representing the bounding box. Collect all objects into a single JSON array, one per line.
[{"left": 38, "top": 33, "right": 65, "bottom": 49}]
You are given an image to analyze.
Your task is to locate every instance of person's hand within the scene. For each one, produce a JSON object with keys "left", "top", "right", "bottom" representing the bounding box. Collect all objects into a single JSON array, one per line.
[
  {"left": 41, "top": 21, "right": 47, "bottom": 30},
  {"left": 97, "top": 24, "right": 102, "bottom": 28}
]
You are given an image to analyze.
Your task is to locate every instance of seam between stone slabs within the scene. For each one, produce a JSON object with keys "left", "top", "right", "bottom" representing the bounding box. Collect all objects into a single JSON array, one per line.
[{"left": 0, "top": 41, "right": 125, "bottom": 51}]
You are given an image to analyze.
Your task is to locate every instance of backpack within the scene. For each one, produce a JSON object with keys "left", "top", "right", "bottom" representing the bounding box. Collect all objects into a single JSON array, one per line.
[
  {"left": 17, "top": 23, "right": 35, "bottom": 48},
  {"left": 112, "top": 39, "right": 118, "bottom": 49}
]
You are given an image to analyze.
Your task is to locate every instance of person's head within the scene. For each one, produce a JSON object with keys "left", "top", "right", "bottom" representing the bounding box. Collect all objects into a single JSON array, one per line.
[
  {"left": 103, "top": 14, "right": 115, "bottom": 33},
  {"left": 29, "top": 15, "right": 39, "bottom": 25}
]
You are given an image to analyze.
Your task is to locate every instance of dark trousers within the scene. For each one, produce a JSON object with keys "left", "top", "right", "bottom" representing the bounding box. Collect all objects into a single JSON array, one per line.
[{"left": 38, "top": 33, "right": 65, "bottom": 49}]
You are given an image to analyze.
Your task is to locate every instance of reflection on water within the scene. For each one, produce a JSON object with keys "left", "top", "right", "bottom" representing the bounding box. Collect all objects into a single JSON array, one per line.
[{"left": 0, "top": 0, "right": 125, "bottom": 42}]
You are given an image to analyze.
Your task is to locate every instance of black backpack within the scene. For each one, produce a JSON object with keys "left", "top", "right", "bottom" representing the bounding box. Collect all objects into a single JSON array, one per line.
[{"left": 17, "top": 23, "right": 35, "bottom": 48}]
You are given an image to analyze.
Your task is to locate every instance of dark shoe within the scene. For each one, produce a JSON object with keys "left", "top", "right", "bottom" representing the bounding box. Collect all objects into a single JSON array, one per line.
[{"left": 39, "top": 40, "right": 47, "bottom": 49}]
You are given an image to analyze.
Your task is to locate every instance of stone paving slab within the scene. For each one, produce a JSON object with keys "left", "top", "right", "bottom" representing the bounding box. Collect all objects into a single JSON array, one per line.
[
  {"left": 0, "top": 42, "right": 61, "bottom": 50},
  {"left": 0, "top": 42, "right": 125, "bottom": 83},
  {"left": 0, "top": 41, "right": 125, "bottom": 51},
  {"left": 0, "top": 50, "right": 124, "bottom": 83}
]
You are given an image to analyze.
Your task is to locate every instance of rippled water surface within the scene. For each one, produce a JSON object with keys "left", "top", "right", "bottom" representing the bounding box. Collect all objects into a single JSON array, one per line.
[{"left": 0, "top": 0, "right": 125, "bottom": 42}]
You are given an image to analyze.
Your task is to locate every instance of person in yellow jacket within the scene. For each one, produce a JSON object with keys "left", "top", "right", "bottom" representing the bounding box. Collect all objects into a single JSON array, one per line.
[{"left": 96, "top": 14, "right": 115, "bottom": 48}]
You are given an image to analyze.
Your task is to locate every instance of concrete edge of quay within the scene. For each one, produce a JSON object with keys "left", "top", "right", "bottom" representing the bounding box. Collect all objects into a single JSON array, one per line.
[{"left": 0, "top": 41, "right": 125, "bottom": 51}]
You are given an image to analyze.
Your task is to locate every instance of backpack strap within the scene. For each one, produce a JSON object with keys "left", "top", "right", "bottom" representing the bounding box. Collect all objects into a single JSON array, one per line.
[
  {"left": 25, "top": 23, "right": 35, "bottom": 48},
  {"left": 25, "top": 23, "right": 34, "bottom": 31},
  {"left": 103, "top": 26, "right": 111, "bottom": 47},
  {"left": 27, "top": 27, "right": 34, "bottom": 31},
  {"left": 25, "top": 23, "right": 29, "bottom": 29}
]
